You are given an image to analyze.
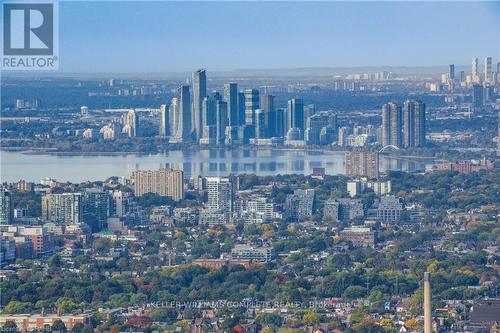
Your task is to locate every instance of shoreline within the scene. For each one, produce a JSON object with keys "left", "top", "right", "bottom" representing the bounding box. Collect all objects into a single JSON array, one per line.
[{"left": 0, "top": 146, "right": 348, "bottom": 157}]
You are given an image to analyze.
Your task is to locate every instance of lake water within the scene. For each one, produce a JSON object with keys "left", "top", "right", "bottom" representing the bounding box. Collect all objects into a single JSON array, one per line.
[{"left": 0, "top": 149, "right": 425, "bottom": 183}]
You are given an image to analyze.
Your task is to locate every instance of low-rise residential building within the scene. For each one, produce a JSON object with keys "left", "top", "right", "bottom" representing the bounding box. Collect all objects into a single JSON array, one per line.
[
  {"left": 231, "top": 244, "right": 274, "bottom": 262},
  {"left": 285, "top": 189, "right": 315, "bottom": 219},
  {"left": 366, "top": 180, "right": 392, "bottom": 196},
  {"left": 465, "top": 299, "right": 500, "bottom": 332},
  {"left": 339, "top": 226, "right": 375, "bottom": 248},
  {"left": 324, "top": 198, "right": 364, "bottom": 222},
  {"left": 347, "top": 179, "right": 392, "bottom": 197},
  {"left": 149, "top": 205, "right": 171, "bottom": 223},
  {"left": 107, "top": 217, "right": 126, "bottom": 233},
  {"left": 173, "top": 207, "right": 197, "bottom": 224},
  {"left": 377, "top": 195, "right": 404, "bottom": 222},
  {"left": 0, "top": 238, "right": 16, "bottom": 263},
  {"left": 192, "top": 258, "right": 252, "bottom": 270},
  {"left": 0, "top": 225, "right": 55, "bottom": 258},
  {"left": 233, "top": 196, "right": 280, "bottom": 223},
  {"left": 433, "top": 158, "right": 493, "bottom": 174},
  {"left": 199, "top": 209, "right": 228, "bottom": 225},
  {"left": 0, "top": 313, "right": 93, "bottom": 331}
]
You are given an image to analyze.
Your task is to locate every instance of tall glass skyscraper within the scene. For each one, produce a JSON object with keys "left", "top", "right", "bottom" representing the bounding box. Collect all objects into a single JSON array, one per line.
[
  {"left": 262, "top": 94, "right": 275, "bottom": 136},
  {"left": 287, "top": 98, "right": 304, "bottom": 131},
  {"left": 179, "top": 85, "right": 192, "bottom": 142},
  {"left": 449, "top": 64, "right": 455, "bottom": 80},
  {"left": 381, "top": 102, "right": 402, "bottom": 148},
  {"left": 224, "top": 83, "right": 239, "bottom": 126},
  {"left": 159, "top": 104, "right": 169, "bottom": 137},
  {"left": 238, "top": 92, "right": 246, "bottom": 126},
  {"left": 192, "top": 69, "right": 207, "bottom": 140},
  {"left": 216, "top": 100, "right": 228, "bottom": 145},
  {"left": 484, "top": 57, "right": 492, "bottom": 83},
  {"left": 403, "top": 99, "right": 426, "bottom": 148},
  {"left": 244, "top": 89, "right": 260, "bottom": 125},
  {"left": 472, "top": 57, "right": 479, "bottom": 82},
  {"left": 472, "top": 84, "right": 484, "bottom": 110},
  {"left": 254, "top": 109, "right": 266, "bottom": 139}
]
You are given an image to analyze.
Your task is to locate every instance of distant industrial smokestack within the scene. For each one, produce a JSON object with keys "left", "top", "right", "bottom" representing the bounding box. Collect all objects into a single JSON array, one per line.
[{"left": 423, "top": 272, "right": 432, "bottom": 333}]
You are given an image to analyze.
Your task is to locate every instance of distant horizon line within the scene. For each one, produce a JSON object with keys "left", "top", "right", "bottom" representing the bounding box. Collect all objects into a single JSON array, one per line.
[{"left": 1, "top": 63, "right": 485, "bottom": 79}]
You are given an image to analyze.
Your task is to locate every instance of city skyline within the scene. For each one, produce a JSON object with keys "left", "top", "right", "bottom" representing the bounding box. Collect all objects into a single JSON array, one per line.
[{"left": 1, "top": 1, "right": 499, "bottom": 332}]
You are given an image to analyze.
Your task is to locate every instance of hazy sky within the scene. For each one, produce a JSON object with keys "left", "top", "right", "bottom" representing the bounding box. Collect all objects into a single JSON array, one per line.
[{"left": 59, "top": 1, "right": 499, "bottom": 73}]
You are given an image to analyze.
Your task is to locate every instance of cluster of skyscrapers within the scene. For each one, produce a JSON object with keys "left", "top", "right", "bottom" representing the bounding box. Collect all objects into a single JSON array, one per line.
[
  {"left": 443, "top": 57, "right": 498, "bottom": 111},
  {"left": 117, "top": 69, "right": 431, "bottom": 151},
  {"left": 160, "top": 69, "right": 322, "bottom": 145},
  {"left": 381, "top": 100, "right": 426, "bottom": 148},
  {"left": 470, "top": 57, "right": 496, "bottom": 84},
  {"left": 446, "top": 57, "right": 497, "bottom": 86}
]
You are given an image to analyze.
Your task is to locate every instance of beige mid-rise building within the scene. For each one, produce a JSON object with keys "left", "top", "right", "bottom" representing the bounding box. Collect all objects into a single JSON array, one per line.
[
  {"left": 345, "top": 150, "right": 379, "bottom": 179},
  {"left": 133, "top": 168, "right": 184, "bottom": 200}
]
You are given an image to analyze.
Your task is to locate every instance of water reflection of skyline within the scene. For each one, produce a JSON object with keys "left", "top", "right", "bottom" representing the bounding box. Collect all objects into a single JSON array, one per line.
[
  {"left": 1, "top": 149, "right": 427, "bottom": 183},
  {"left": 162, "top": 149, "right": 344, "bottom": 177},
  {"left": 164, "top": 157, "right": 424, "bottom": 178}
]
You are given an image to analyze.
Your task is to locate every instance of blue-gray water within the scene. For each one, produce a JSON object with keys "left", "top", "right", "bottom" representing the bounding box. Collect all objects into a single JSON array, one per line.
[{"left": 0, "top": 149, "right": 425, "bottom": 183}]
